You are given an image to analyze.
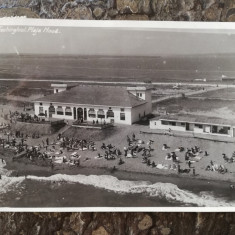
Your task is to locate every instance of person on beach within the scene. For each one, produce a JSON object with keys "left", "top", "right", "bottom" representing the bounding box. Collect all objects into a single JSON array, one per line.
[
  {"left": 185, "top": 152, "right": 189, "bottom": 161},
  {"left": 188, "top": 160, "right": 192, "bottom": 168},
  {"left": 110, "top": 166, "right": 117, "bottom": 173},
  {"left": 46, "top": 138, "right": 49, "bottom": 146},
  {"left": 132, "top": 133, "right": 135, "bottom": 141},
  {"left": 124, "top": 147, "right": 128, "bottom": 157},
  {"left": 119, "top": 158, "right": 124, "bottom": 165},
  {"left": 178, "top": 165, "right": 181, "bottom": 174}
]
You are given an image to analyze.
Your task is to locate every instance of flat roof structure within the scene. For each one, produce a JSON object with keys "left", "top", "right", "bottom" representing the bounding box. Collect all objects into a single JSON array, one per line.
[{"left": 151, "top": 114, "right": 235, "bottom": 127}]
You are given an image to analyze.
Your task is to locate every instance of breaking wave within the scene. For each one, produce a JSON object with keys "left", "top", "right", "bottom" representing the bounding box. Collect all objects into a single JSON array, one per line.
[
  {"left": 0, "top": 160, "right": 234, "bottom": 207},
  {"left": 0, "top": 176, "right": 25, "bottom": 195},
  {"left": 0, "top": 161, "right": 24, "bottom": 196},
  {"left": 26, "top": 174, "right": 235, "bottom": 207}
]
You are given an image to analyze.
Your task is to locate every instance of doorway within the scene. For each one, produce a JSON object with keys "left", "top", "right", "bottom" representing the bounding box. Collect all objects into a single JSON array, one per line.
[{"left": 77, "top": 108, "right": 83, "bottom": 120}]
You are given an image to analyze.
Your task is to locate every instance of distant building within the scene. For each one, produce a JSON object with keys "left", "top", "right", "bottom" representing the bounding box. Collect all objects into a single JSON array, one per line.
[
  {"left": 33, "top": 84, "right": 152, "bottom": 125},
  {"left": 194, "top": 78, "right": 206, "bottom": 82},
  {"left": 221, "top": 77, "right": 235, "bottom": 83},
  {"left": 150, "top": 114, "right": 235, "bottom": 137}
]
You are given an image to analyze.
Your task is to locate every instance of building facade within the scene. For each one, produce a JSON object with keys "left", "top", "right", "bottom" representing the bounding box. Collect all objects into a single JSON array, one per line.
[
  {"left": 150, "top": 114, "right": 235, "bottom": 138},
  {"left": 33, "top": 84, "right": 152, "bottom": 125}
]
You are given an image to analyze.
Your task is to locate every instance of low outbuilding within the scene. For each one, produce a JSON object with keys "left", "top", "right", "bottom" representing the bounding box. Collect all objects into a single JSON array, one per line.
[{"left": 150, "top": 114, "right": 235, "bottom": 138}]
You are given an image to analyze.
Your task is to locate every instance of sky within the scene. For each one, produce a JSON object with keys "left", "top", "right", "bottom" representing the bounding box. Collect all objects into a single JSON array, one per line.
[{"left": 0, "top": 25, "right": 235, "bottom": 56}]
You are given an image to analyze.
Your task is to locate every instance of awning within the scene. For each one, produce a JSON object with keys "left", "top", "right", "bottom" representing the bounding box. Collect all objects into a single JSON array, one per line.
[
  {"left": 88, "top": 109, "right": 96, "bottom": 115},
  {"left": 65, "top": 107, "right": 71, "bottom": 112},
  {"left": 97, "top": 109, "right": 105, "bottom": 115},
  {"left": 57, "top": 106, "right": 63, "bottom": 112},
  {"left": 107, "top": 110, "right": 114, "bottom": 117}
]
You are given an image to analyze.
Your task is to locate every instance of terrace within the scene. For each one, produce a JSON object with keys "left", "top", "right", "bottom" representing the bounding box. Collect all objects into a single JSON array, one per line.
[{"left": 72, "top": 120, "right": 113, "bottom": 129}]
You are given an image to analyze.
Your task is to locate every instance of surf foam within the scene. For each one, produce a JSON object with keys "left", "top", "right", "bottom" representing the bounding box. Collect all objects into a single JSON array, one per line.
[
  {"left": 0, "top": 175, "right": 25, "bottom": 195},
  {"left": 27, "top": 174, "right": 235, "bottom": 207}
]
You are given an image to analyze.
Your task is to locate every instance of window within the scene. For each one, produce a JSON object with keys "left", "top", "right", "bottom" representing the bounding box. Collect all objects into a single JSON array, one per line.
[
  {"left": 40, "top": 103, "right": 42, "bottom": 106},
  {"left": 56, "top": 89, "right": 59, "bottom": 93},
  {"left": 107, "top": 108, "right": 114, "bottom": 118},
  {"left": 169, "top": 122, "right": 176, "bottom": 126},
  {"left": 49, "top": 105, "right": 55, "bottom": 114},
  {"left": 162, "top": 121, "right": 176, "bottom": 126},
  {"left": 195, "top": 124, "right": 203, "bottom": 129},
  {"left": 212, "top": 126, "right": 218, "bottom": 133},
  {"left": 161, "top": 120, "right": 168, "bottom": 125},
  {"left": 120, "top": 113, "right": 125, "bottom": 120},
  {"left": 88, "top": 108, "right": 96, "bottom": 118},
  {"left": 65, "top": 107, "right": 72, "bottom": 116},
  {"left": 212, "top": 126, "right": 230, "bottom": 135},
  {"left": 120, "top": 108, "right": 125, "bottom": 112},
  {"left": 181, "top": 122, "right": 185, "bottom": 126},
  {"left": 57, "top": 106, "right": 64, "bottom": 115},
  {"left": 218, "top": 127, "right": 229, "bottom": 135},
  {"left": 97, "top": 109, "right": 105, "bottom": 119}
]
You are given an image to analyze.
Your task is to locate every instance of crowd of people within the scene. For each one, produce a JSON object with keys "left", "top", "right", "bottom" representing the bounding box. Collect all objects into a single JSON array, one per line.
[{"left": 0, "top": 117, "right": 233, "bottom": 177}]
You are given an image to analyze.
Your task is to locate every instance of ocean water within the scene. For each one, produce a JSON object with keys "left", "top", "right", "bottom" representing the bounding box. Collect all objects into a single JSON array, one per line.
[{"left": 0, "top": 159, "right": 235, "bottom": 207}]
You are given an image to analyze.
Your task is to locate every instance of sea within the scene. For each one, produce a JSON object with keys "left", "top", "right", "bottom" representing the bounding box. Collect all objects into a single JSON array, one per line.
[{"left": 1, "top": 54, "right": 235, "bottom": 83}]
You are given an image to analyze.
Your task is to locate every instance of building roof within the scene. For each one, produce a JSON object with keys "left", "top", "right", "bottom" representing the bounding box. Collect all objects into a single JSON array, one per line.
[
  {"left": 34, "top": 85, "right": 147, "bottom": 108},
  {"left": 151, "top": 114, "right": 235, "bottom": 126}
]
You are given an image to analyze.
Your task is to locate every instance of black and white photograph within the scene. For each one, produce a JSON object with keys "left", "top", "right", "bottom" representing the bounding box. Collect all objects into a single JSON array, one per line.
[{"left": 0, "top": 18, "right": 235, "bottom": 208}]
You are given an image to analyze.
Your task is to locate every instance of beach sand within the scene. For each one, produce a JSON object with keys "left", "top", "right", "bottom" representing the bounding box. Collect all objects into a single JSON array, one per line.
[{"left": 1, "top": 123, "right": 235, "bottom": 184}]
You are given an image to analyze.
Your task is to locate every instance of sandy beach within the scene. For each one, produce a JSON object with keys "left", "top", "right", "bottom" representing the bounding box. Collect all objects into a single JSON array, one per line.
[
  {"left": 1, "top": 146, "right": 235, "bottom": 207},
  {"left": 1, "top": 121, "right": 235, "bottom": 183}
]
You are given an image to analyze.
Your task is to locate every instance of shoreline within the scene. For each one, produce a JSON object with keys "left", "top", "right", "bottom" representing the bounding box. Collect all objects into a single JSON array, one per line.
[
  {"left": 1, "top": 148, "right": 234, "bottom": 189},
  {"left": 1, "top": 148, "right": 235, "bottom": 208}
]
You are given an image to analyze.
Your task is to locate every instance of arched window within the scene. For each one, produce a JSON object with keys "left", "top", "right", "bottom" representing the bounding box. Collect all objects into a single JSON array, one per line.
[
  {"left": 88, "top": 108, "right": 96, "bottom": 118},
  {"left": 65, "top": 107, "right": 72, "bottom": 116},
  {"left": 97, "top": 109, "right": 105, "bottom": 119},
  {"left": 106, "top": 108, "right": 114, "bottom": 118},
  {"left": 57, "top": 106, "right": 64, "bottom": 115}
]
